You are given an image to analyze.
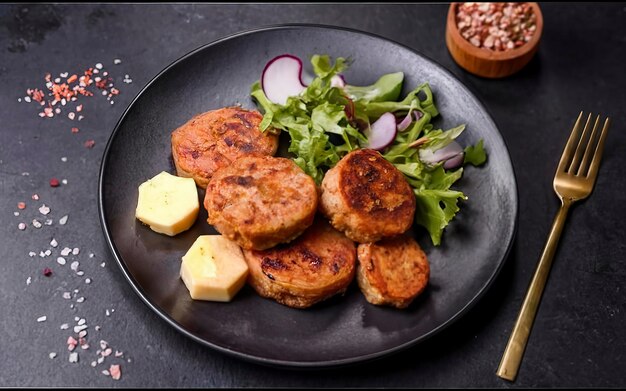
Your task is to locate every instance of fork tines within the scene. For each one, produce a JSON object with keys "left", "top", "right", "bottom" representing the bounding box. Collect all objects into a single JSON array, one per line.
[{"left": 558, "top": 112, "right": 610, "bottom": 178}]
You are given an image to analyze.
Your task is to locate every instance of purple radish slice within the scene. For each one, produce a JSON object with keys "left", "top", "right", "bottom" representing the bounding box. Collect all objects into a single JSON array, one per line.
[
  {"left": 261, "top": 54, "right": 307, "bottom": 105},
  {"left": 443, "top": 152, "right": 465, "bottom": 170},
  {"left": 330, "top": 74, "right": 346, "bottom": 88},
  {"left": 421, "top": 140, "right": 465, "bottom": 169},
  {"left": 397, "top": 107, "right": 424, "bottom": 132},
  {"left": 397, "top": 110, "right": 414, "bottom": 132},
  {"left": 363, "top": 112, "right": 397, "bottom": 151}
]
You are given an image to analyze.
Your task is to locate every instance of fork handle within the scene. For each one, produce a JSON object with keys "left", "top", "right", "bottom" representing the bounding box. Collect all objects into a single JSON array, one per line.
[{"left": 497, "top": 198, "right": 572, "bottom": 381}]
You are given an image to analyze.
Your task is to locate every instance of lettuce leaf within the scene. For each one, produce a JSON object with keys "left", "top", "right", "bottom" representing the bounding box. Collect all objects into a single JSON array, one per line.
[
  {"left": 464, "top": 139, "right": 487, "bottom": 166},
  {"left": 359, "top": 82, "right": 439, "bottom": 120},
  {"left": 414, "top": 188, "right": 467, "bottom": 246},
  {"left": 343, "top": 72, "right": 404, "bottom": 103}
]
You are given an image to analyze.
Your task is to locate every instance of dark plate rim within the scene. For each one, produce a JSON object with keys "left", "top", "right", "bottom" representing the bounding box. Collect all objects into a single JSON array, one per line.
[{"left": 97, "top": 23, "right": 519, "bottom": 369}]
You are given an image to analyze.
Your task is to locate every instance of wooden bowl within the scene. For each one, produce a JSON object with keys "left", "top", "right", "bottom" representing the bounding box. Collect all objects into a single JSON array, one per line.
[{"left": 445, "top": 2, "right": 543, "bottom": 78}]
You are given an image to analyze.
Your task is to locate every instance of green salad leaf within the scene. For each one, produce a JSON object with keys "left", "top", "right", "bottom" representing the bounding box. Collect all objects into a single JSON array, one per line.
[
  {"left": 250, "top": 54, "right": 487, "bottom": 245},
  {"left": 357, "top": 82, "right": 439, "bottom": 120},
  {"left": 343, "top": 72, "right": 404, "bottom": 103},
  {"left": 464, "top": 139, "right": 487, "bottom": 166},
  {"left": 250, "top": 55, "right": 362, "bottom": 183}
]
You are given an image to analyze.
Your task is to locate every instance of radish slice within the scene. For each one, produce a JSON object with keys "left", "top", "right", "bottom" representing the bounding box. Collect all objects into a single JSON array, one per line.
[
  {"left": 421, "top": 140, "right": 465, "bottom": 169},
  {"left": 363, "top": 112, "right": 397, "bottom": 151},
  {"left": 330, "top": 74, "right": 346, "bottom": 88},
  {"left": 397, "top": 110, "right": 413, "bottom": 132},
  {"left": 261, "top": 54, "right": 307, "bottom": 105},
  {"left": 443, "top": 152, "right": 465, "bottom": 170},
  {"left": 397, "top": 109, "right": 424, "bottom": 132}
]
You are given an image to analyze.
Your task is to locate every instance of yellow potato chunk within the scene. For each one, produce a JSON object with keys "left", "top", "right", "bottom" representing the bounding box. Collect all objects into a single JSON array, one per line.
[
  {"left": 135, "top": 171, "right": 199, "bottom": 236},
  {"left": 180, "top": 235, "right": 249, "bottom": 302}
]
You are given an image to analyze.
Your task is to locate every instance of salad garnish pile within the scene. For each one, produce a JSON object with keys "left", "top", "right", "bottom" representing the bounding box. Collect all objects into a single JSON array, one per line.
[{"left": 251, "top": 54, "right": 486, "bottom": 245}]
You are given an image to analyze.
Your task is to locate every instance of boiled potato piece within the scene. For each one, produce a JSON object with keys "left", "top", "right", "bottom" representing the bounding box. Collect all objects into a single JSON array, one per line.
[
  {"left": 180, "top": 235, "right": 249, "bottom": 302},
  {"left": 135, "top": 171, "right": 199, "bottom": 236}
]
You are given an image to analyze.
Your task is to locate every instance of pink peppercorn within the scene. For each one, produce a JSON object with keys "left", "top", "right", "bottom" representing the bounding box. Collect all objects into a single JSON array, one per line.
[
  {"left": 43, "top": 268, "right": 52, "bottom": 277},
  {"left": 49, "top": 178, "right": 60, "bottom": 187}
]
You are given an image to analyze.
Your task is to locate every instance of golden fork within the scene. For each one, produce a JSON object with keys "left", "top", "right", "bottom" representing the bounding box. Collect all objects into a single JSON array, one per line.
[{"left": 496, "top": 112, "right": 611, "bottom": 381}]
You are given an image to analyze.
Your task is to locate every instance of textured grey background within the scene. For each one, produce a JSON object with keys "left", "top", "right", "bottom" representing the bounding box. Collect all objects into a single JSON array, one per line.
[{"left": 1, "top": 3, "right": 625, "bottom": 388}]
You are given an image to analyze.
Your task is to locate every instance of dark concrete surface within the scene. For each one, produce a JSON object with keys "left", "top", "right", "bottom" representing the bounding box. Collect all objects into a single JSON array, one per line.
[{"left": 1, "top": 3, "right": 624, "bottom": 388}]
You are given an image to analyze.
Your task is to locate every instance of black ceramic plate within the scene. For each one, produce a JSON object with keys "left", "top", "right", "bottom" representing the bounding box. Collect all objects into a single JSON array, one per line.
[{"left": 98, "top": 25, "right": 518, "bottom": 368}]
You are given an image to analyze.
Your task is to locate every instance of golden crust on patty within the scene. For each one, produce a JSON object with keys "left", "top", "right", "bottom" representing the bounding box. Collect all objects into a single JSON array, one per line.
[
  {"left": 171, "top": 107, "right": 279, "bottom": 188},
  {"left": 319, "top": 149, "right": 416, "bottom": 243},
  {"left": 204, "top": 155, "right": 318, "bottom": 251},
  {"left": 243, "top": 218, "right": 357, "bottom": 309},
  {"left": 356, "top": 235, "right": 429, "bottom": 309}
]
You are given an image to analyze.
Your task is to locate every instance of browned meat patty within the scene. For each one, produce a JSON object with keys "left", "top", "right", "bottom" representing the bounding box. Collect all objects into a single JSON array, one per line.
[
  {"left": 243, "top": 218, "right": 357, "bottom": 309},
  {"left": 319, "top": 148, "right": 416, "bottom": 243},
  {"left": 356, "top": 234, "right": 430, "bottom": 309},
  {"left": 171, "top": 107, "right": 279, "bottom": 188},
  {"left": 204, "top": 155, "right": 318, "bottom": 251}
]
